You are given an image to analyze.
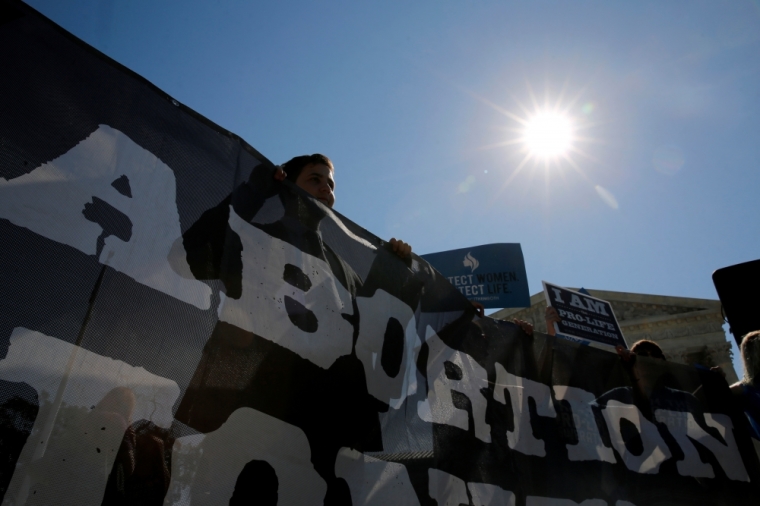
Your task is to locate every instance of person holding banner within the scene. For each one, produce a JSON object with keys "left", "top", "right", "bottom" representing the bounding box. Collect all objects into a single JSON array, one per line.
[
  {"left": 274, "top": 154, "right": 412, "bottom": 259},
  {"left": 183, "top": 153, "right": 411, "bottom": 300},
  {"left": 545, "top": 306, "right": 561, "bottom": 335},
  {"left": 275, "top": 155, "right": 491, "bottom": 318},
  {"left": 731, "top": 330, "right": 760, "bottom": 441}
]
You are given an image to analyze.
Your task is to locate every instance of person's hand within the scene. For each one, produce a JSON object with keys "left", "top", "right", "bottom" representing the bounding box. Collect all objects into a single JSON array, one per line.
[
  {"left": 513, "top": 319, "right": 534, "bottom": 336},
  {"left": 471, "top": 300, "right": 485, "bottom": 318},
  {"left": 273, "top": 165, "right": 287, "bottom": 181},
  {"left": 710, "top": 365, "right": 726, "bottom": 378},
  {"left": 389, "top": 238, "right": 412, "bottom": 258},
  {"left": 616, "top": 345, "right": 635, "bottom": 362},
  {"left": 545, "top": 306, "right": 560, "bottom": 336}
]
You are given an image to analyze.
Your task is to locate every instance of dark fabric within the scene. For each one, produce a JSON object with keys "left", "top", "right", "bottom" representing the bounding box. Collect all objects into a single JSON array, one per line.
[{"left": 733, "top": 383, "right": 760, "bottom": 440}]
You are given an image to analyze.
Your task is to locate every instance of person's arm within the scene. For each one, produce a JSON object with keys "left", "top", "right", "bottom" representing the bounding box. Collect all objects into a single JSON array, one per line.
[
  {"left": 615, "top": 345, "right": 635, "bottom": 362},
  {"left": 513, "top": 319, "right": 534, "bottom": 336},
  {"left": 545, "top": 306, "right": 560, "bottom": 336}
]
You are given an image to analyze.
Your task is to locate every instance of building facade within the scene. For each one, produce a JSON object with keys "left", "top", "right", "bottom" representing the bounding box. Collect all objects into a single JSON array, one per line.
[{"left": 490, "top": 288, "right": 738, "bottom": 384}]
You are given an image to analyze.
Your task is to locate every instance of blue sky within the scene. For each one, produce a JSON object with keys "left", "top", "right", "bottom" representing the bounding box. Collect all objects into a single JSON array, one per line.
[{"left": 26, "top": 0, "right": 760, "bottom": 375}]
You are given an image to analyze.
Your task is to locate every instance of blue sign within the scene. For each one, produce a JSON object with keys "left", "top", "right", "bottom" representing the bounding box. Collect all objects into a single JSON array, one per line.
[{"left": 421, "top": 244, "right": 530, "bottom": 308}]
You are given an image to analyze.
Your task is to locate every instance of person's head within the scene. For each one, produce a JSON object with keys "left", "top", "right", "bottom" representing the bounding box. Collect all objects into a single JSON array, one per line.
[
  {"left": 625, "top": 340, "right": 666, "bottom": 394},
  {"left": 281, "top": 154, "right": 335, "bottom": 208},
  {"left": 630, "top": 339, "right": 666, "bottom": 361},
  {"left": 741, "top": 330, "right": 760, "bottom": 386}
]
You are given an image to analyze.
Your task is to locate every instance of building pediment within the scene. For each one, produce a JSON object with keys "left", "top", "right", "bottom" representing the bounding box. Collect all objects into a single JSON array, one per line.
[
  {"left": 489, "top": 288, "right": 736, "bottom": 383},
  {"left": 490, "top": 288, "right": 719, "bottom": 323},
  {"left": 610, "top": 302, "right": 705, "bottom": 323}
]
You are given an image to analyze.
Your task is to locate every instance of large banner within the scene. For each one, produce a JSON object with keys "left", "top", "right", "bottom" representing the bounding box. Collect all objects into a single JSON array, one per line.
[
  {"left": 0, "top": 2, "right": 758, "bottom": 504},
  {"left": 422, "top": 244, "right": 530, "bottom": 309}
]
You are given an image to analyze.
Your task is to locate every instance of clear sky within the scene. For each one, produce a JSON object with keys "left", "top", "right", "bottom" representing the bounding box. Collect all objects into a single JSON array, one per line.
[{"left": 25, "top": 0, "right": 760, "bottom": 376}]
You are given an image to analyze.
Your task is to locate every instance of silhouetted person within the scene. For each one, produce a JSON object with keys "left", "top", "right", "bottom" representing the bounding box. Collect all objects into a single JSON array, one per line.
[
  {"left": 229, "top": 460, "right": 278, "bottom": 506},
  {"left": 731, "top": 330, "right": 760, "bottom": 441}
]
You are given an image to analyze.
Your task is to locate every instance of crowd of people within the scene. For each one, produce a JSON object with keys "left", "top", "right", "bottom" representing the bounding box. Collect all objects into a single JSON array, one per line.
[{"left": 274, "top": 153, "right": 760, "bottom": 457}]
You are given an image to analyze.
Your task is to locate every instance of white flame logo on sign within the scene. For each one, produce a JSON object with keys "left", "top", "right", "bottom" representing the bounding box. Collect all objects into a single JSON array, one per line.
[{"left": 463, "top": 252, "right": 479, "bottom": 273}]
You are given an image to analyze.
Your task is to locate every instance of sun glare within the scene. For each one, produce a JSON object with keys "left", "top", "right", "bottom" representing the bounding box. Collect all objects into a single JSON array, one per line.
[
  {"left": 524, "top": 112, "right": 574, "bottom": 158},
  {"left": 463, "top": 83, "right": 603, "bottom": 206}
]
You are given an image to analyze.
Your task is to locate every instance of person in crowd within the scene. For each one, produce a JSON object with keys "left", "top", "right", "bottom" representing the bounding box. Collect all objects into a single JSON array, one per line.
[
  {"left": 629, "top": 339, "right": 666, "bottom": 359},
  {"left": 182, "top": 153, "right": 409, "bottom": 300},
  {"left": 612, "top": 339, "right": 666, "bottom": 362},
  {"left": 598, "top": 339, "right": 673, "bottom": 409},
  {"left": 598, "top": 338, "right": 702, "bottom": 426},
  {"left": 731, "top": 330, "right": 760, "bottom": 441},
  {"left": 275, "top": 154, "right": 488, "bottom": 317},
  {"left": 592, "top": 338, "right": 713, "bottom": 505},
  {"left": 274, "top": 154, "right": 411, "bottom": 258}
]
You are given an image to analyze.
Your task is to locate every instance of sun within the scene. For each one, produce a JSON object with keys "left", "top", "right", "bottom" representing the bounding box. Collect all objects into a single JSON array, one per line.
[
  {"left": 461, "top": 82, "right": 601, "bottom": 201},
  {"left": 523, "top": 112, "right": 574, "bottom": 158}
]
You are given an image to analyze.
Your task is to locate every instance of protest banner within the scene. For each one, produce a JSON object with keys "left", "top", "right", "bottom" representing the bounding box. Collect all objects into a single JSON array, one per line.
[
  {"left": 0, "top": 2, "right": 757, "bottom": 503},
  {"left": 543, "top": 281, "right": 628, "bottom": 349},
  {"left": 422, "top": 244, "right": 530, "bottom": 309}
]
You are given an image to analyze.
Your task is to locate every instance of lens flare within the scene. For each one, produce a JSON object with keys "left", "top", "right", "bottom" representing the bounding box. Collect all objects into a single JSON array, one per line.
[
  {"left": 595, "top": 185, "right": 619, "bottom": 209},
  {"left": 653, "top": 144, "right": 685, "bottom": 175}
]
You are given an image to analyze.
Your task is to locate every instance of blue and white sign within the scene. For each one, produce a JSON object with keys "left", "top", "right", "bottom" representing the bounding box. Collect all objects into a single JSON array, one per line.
[{"left": 421, "top": 243, "right": 530, "bottom": 308}]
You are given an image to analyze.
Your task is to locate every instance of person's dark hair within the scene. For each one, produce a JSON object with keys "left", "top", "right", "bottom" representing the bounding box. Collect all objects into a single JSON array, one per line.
[
  {"left": 281, "top": 154, "right": 333, "bottom": 184},
  {"left": 741, "top": 330, "right": 760, "bottom": 386},
  {"left": 630, "top": 339, "right": 666, "bottom": 360}
]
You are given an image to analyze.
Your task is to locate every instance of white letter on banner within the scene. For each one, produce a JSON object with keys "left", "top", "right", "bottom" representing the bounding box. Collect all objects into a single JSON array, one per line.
[
  {"left": 468, "top": 482, "right": 516, "bottom": 506},
  {"left": 0, "top": 327, "right": 179, "bottom": 506},
  {"left": 569, "top": 294, "right": 587, "bottom": 309},
  {"left": 220, "top": 208, "right": 354, "bottom": 369},
  {"left": 526, "top": 498, "right": 606, "bottom": 506},
  {"left": 180, "top": 407, "right": 325, "bottom": 506},
  {"left": 355, "top": 290, "right": 420, "bottom": 408},
  {"left": 654, "top": 409, "right": 749, "bottom": 481},
  {"left": 424, "top": 327, "right": 491, "bottom": 442},
  {"left": 552, "top": 386, "right": 615, "bottom": 463},
  {"left": 600, "top": 400, "right": 671, "bottom": 474},
  {"left": 335, "top": 448, "right": 420, "bottom": 506},
  {"left": 428, "top": 469, "right": 469, "bottom": 506},
  {"left": 493, "top": 363, "right": 557, "bottom": 456},
  {"left": 0, "top": 125, "right": 211, "bottom": 309},
  {"left": 584, "top": 299, "right": 609, "bottom": 316}
]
